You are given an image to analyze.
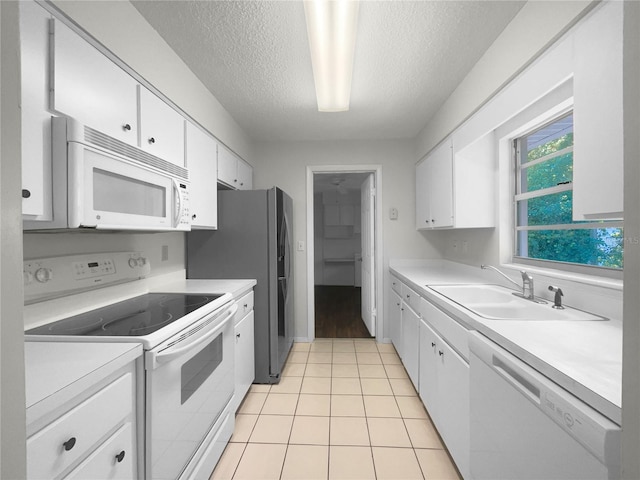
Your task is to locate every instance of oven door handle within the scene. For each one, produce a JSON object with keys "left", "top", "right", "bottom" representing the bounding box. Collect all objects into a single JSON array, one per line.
[{"left": 147, "top": 303, "right": 238, "bottom": 369}]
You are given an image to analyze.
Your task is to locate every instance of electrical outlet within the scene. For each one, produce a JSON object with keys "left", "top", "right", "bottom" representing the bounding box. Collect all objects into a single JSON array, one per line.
[{"left": 389, "top": 207, "right": 398, "bottom": 220}]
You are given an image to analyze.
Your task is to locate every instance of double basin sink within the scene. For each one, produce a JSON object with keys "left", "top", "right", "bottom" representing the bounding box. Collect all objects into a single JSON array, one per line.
[{"left": 428, "top": 284, "right": 606, "bottom": 321}]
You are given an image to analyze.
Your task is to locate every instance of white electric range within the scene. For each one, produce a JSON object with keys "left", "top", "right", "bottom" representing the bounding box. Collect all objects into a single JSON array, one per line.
[{"left": 24, "top": 252, "right": 237, "bottom": 480}]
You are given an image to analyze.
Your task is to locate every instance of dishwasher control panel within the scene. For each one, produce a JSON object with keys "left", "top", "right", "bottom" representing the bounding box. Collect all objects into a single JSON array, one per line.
[{"left": 24, "top": 251, "right": 150, "bottom": 303}]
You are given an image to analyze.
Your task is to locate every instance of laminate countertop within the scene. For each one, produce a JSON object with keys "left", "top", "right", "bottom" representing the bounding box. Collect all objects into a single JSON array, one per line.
[{"left": 390, "top": 259, "right": 622, "bottom": 425}]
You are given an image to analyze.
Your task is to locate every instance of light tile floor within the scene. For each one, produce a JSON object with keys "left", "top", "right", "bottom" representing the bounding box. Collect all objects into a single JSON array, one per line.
[{"left": 210, "top": 339, "right": 461, "bottom": 480}]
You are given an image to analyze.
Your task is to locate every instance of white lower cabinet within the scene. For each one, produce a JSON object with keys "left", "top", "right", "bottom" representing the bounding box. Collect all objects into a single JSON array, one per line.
[
  {"left": 232, "top": 290, "right": 255, "bottom": 412},
  {"left": 401, "top": 301, "right": 420, "bottom": 388},
  {"left": 27, "top": 363, "right": 138, "bottom": 480},
  {"left": 389, "top": 288, "right": 403, "bottom": 358},
  {"left": 419, "top": 301, "right": 470, "bottom": 480}
]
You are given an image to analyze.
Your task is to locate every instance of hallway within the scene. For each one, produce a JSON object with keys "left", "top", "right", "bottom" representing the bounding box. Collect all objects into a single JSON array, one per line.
[{"left": 314, "top": 286, "right": 372, "bottom": 338}]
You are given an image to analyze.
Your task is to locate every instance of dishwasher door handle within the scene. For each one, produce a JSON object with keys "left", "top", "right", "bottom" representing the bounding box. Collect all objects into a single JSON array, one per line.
[{"left": 492, "top": 355, "right": 541, "bottom": 404}]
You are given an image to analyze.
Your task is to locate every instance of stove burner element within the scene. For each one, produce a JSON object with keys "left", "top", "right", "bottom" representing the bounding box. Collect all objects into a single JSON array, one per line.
[{"left": 25, "top": 293, "right": 223, "bottom": 337}]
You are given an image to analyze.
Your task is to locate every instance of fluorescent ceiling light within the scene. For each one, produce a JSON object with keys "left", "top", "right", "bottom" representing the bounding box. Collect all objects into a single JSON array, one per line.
[{"left": 303, "top": 0, "right": 360, "bottom": 112}]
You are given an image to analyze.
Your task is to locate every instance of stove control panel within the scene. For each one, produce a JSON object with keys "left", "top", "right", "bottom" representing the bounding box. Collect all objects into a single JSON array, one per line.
[{"left": 24, "top": 252, "right": 150, "bottom": 303}]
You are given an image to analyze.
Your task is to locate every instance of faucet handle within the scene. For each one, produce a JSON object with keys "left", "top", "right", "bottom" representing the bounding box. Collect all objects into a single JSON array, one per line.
[{"left": 520, "top": 270, "right": 533, "bottom": 282}]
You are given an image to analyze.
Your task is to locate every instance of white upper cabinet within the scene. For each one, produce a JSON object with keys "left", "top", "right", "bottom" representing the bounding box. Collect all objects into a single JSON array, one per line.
[
  {"left": 218, "top": 146, "right": 253, "bottom": 190},
  {"left": 52, "top": 19, "right": 138, "bottom": 146},
  {"left": 20, "top": 1, "right": 51, "bottom": 218},
  {"left": 416, "top": 133, "right": 495, "bottom": 230},
  {"left": 138, "top": 86, "right": 186, "bottom": 167},
  {"left": 416, "top": 137, "right": 454, "bottom": 229},
  {"left": 186, "top": 121, "right": 217, "bottom": 229},
  {"left": 572, "top": 1, "right": 623, "bottom": 220}
]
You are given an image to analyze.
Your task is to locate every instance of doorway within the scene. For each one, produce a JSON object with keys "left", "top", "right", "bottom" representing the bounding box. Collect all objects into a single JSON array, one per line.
[{"left": 305, "top": 165, "right": 383, "bottom": 341}]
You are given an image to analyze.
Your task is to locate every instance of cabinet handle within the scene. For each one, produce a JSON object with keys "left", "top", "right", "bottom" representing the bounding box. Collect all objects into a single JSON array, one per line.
[
  {"left": 244, "top": 303, "right": 248, "bottom": 308},
  {"left": 406, "top": 294, "right": 410, "bottom": 299},
  {"left": 192, "top": 214, "right": 197, "bottom": 220},
  {"left": 236, "top": 333, "right": 241, "bottom": 339},
  {"left": 431, "top": 342, "right": 435, "bottom": 347},
  {"left": 22, "top": 189, "right": 31, "bottom": 199},
  {"left": 148, "top": 137, "right": 156, "bottom": 144},
  {"left": 115, "top": 450, "right": 126, "bottom": 463},
  {"left": 438, "top": 350, "right": 444, "bottom": 357},
  {"left": 234, "top": 179, "right": 238, "bottom": 183},
  {"left": 122, "top": 123, "right": 131, "bottom": 131},
  {"left": 63, "top": 437, "right": 76, "bottom": 451},
  {"left": 431, "top": 219, "right": 435, "bottom": 223}
]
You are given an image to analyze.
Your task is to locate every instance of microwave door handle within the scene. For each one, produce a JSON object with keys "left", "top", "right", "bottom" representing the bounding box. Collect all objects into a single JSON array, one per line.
[
  {"left": 172, "top": 179, "right": 181, "bottom": 228},
  {"left": 147, "top": 303, "right": 237, "bottom": 369}
]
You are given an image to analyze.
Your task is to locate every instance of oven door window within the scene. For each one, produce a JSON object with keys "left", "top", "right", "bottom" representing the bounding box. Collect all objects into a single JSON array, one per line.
[{"left": 181, "top": 333, "right": 222, "bottom": 404}]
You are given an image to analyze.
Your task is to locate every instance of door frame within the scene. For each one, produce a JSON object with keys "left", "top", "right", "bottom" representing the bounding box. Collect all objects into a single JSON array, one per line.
[{"left": 306, "top": 165, "right": 383, "bottom": 341}]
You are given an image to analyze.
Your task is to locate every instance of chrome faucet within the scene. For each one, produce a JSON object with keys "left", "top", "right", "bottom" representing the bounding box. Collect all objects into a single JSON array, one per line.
[{"left": 480, "top": 265, "right": 545, "bottom": 303}]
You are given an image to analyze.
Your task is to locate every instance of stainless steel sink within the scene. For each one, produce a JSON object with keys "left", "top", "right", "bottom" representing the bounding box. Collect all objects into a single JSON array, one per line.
[{"left": 428, "top": 284, "right": 606, "bottom": 321}]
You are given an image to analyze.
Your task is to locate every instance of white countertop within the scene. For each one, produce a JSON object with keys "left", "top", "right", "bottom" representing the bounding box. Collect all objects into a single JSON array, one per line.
[
  {"left": 390, "top": 259, "right": 622, "bottom": 425},
  {"left": 152, "top": 278, "right": 256, "bottom": 299},
  {"left": 25, "top": 342, "right": 142, "bottom": 427}
]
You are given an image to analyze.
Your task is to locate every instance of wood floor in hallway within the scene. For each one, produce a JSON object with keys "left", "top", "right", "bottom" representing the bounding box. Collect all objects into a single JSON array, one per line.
[{"left": 314, "top": 285, "right": 373, "bottom": 339}]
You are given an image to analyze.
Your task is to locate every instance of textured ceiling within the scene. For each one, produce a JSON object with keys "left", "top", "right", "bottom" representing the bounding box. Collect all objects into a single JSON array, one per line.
[{"left": 131, "top": 1, "right": 525, "bottom": 142}]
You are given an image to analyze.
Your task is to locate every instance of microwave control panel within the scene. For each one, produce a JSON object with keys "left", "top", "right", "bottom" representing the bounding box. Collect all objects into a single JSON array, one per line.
[{"left": 24, "top": 251, "right": 150, "bottom": 303}]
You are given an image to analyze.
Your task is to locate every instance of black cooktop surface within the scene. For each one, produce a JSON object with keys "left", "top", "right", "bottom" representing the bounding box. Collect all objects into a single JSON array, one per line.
[{"left": 26, "top": 293, "right": 223, "bottom": 337}]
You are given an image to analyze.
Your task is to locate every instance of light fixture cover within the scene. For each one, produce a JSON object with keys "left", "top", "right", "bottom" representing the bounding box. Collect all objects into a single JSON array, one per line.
[{"left": 303, "top": 0, "right": 360, "bottom": 112}]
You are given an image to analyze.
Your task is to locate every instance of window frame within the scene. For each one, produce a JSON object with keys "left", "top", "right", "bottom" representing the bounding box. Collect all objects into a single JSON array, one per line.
[{"left": 512, "top": 111, "right": 623, "bottom": 275}]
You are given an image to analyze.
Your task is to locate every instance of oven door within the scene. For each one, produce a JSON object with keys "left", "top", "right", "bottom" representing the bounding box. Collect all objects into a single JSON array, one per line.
[{"left": 144, "top": 302, "right": 237, "bottom": 480}]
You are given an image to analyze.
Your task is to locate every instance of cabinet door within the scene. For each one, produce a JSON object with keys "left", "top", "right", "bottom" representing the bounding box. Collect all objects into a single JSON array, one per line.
[
  {"left": 401, "top": 303, "right": 420, "bottom": 389},
  {"left": 573, "top": 1, "right": 623, "bottom": 220},
  {"left": 234, "top": 311, "right": 255, "bottom": 411},
  {"left": 52, "top": 20, "right": 138, "bottom": 146},
  {"left": 340, "top": 205, "right": 355, "bottom": 226},
  {"left": 415, "top": 159, "right": 431, "bottom": 230},
  {"left": 236, "top": 159, "right": 253, "bottom": 190},
  {"left": 64, "top": 423, "right": 135, "bottom": 480},
  {"left": 186, "top": 122, "right": 217, "bottom": 229},
  {"left": 430, "top": 139, "right": 454, "bottom": 228},
  {"left": 419, "top": 319, "right": 439, "bottom": 420},
  {"left": 324, "top": 205, "right": 341, "bottom": 226},
  {"left": 138, "top": 87, "right": 185, "bottom": 167},
  {"left": 437, "top": 339, "right": 470, "bottom": 479},
  {"left": 389, "top": 290, "right": 403, "bottom": 358},
  {"left": 20, "top": 2, "right": 52, "bottom": 218},
  {"left": 217, "top": 146, "right": 237, "bottom": 187}
]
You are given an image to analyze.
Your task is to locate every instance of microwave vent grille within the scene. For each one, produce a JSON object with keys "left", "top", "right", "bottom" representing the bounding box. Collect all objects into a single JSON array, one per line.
[{"left": 84, "top": 126, "right": 189, "bottom": 180}]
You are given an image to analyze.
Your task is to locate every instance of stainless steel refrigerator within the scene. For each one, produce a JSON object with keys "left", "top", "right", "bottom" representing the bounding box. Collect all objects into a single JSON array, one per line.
[{"left": 186, "top": 187, "right": 294, "bottom": 384}]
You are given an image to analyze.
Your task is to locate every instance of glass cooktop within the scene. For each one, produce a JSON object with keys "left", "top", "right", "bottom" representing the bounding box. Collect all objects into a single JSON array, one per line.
[{"left": 25, "top": 293, "right": 223, "bottom": 337}]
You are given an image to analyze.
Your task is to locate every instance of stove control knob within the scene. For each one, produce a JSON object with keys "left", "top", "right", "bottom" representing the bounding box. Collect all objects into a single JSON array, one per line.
[
  {"left": 35, "top": 267, "right": 52, "bottom": 283},
  {"left": 128, "top": 258, "right": 138, "bottom": 268},
  {"left": 137, "top": 257, "right": 146, "bottom": 267}
]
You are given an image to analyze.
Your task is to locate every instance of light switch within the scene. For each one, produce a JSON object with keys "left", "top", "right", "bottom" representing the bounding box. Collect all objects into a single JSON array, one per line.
[
  {"left": 389, "top": 207, "right": 398, "bottom": 220},
  {"left": 297, "top": 240, "right": 305, "bottom": 251}
]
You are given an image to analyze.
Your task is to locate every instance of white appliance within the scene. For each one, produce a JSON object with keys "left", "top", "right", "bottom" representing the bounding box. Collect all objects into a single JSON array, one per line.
[
  {"left": 24, "top": 117, "right": 191, "bottom": 231},
  {"left": 469, "top": 332, "right": 620, "bottom": 480},
  {"left": 25, "top": 253, "right": 236, "bottom": 479}
]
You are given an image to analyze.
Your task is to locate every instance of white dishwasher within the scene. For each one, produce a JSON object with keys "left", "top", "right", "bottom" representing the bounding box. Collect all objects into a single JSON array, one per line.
[{"left": 469, "top": 332, "right": 620, "bottom": 480}]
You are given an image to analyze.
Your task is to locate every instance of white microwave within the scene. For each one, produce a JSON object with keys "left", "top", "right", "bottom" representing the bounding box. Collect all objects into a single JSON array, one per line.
[{"left": 24, "top": 117, "right": 190, "bottom": 231}]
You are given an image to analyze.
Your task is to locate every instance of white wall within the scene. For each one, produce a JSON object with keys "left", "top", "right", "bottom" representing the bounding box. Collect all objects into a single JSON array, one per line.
[
  {"left": 252, "top": 139, "right": 443, "bottom": 340},
  {"left": 0, "top": 2, "right": 27, "bottom": 477}
]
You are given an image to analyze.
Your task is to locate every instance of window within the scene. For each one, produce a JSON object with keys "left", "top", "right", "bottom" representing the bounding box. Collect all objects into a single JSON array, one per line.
[{"left": 514, "top": 112, "right": 623, "bottom": 270}]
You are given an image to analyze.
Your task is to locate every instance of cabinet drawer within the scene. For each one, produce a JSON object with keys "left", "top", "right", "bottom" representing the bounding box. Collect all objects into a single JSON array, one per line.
[
  {"left": 420, "top": 298, "right": 469, "bottom": 361},
  {"left": 27, "top": 372, "right": 133, "bottom": 479},
  {"left": 236, "top": 291, "right": 254, "bottom": 324},
  {"left": 390, "top": 276, "right": 402, "bottom": 296},
  {"left": 65, "top": 423, "right": 134, "bottom": 480},
  {"left": 401, "top": 283, "right": 421, "bottom": 313}
]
